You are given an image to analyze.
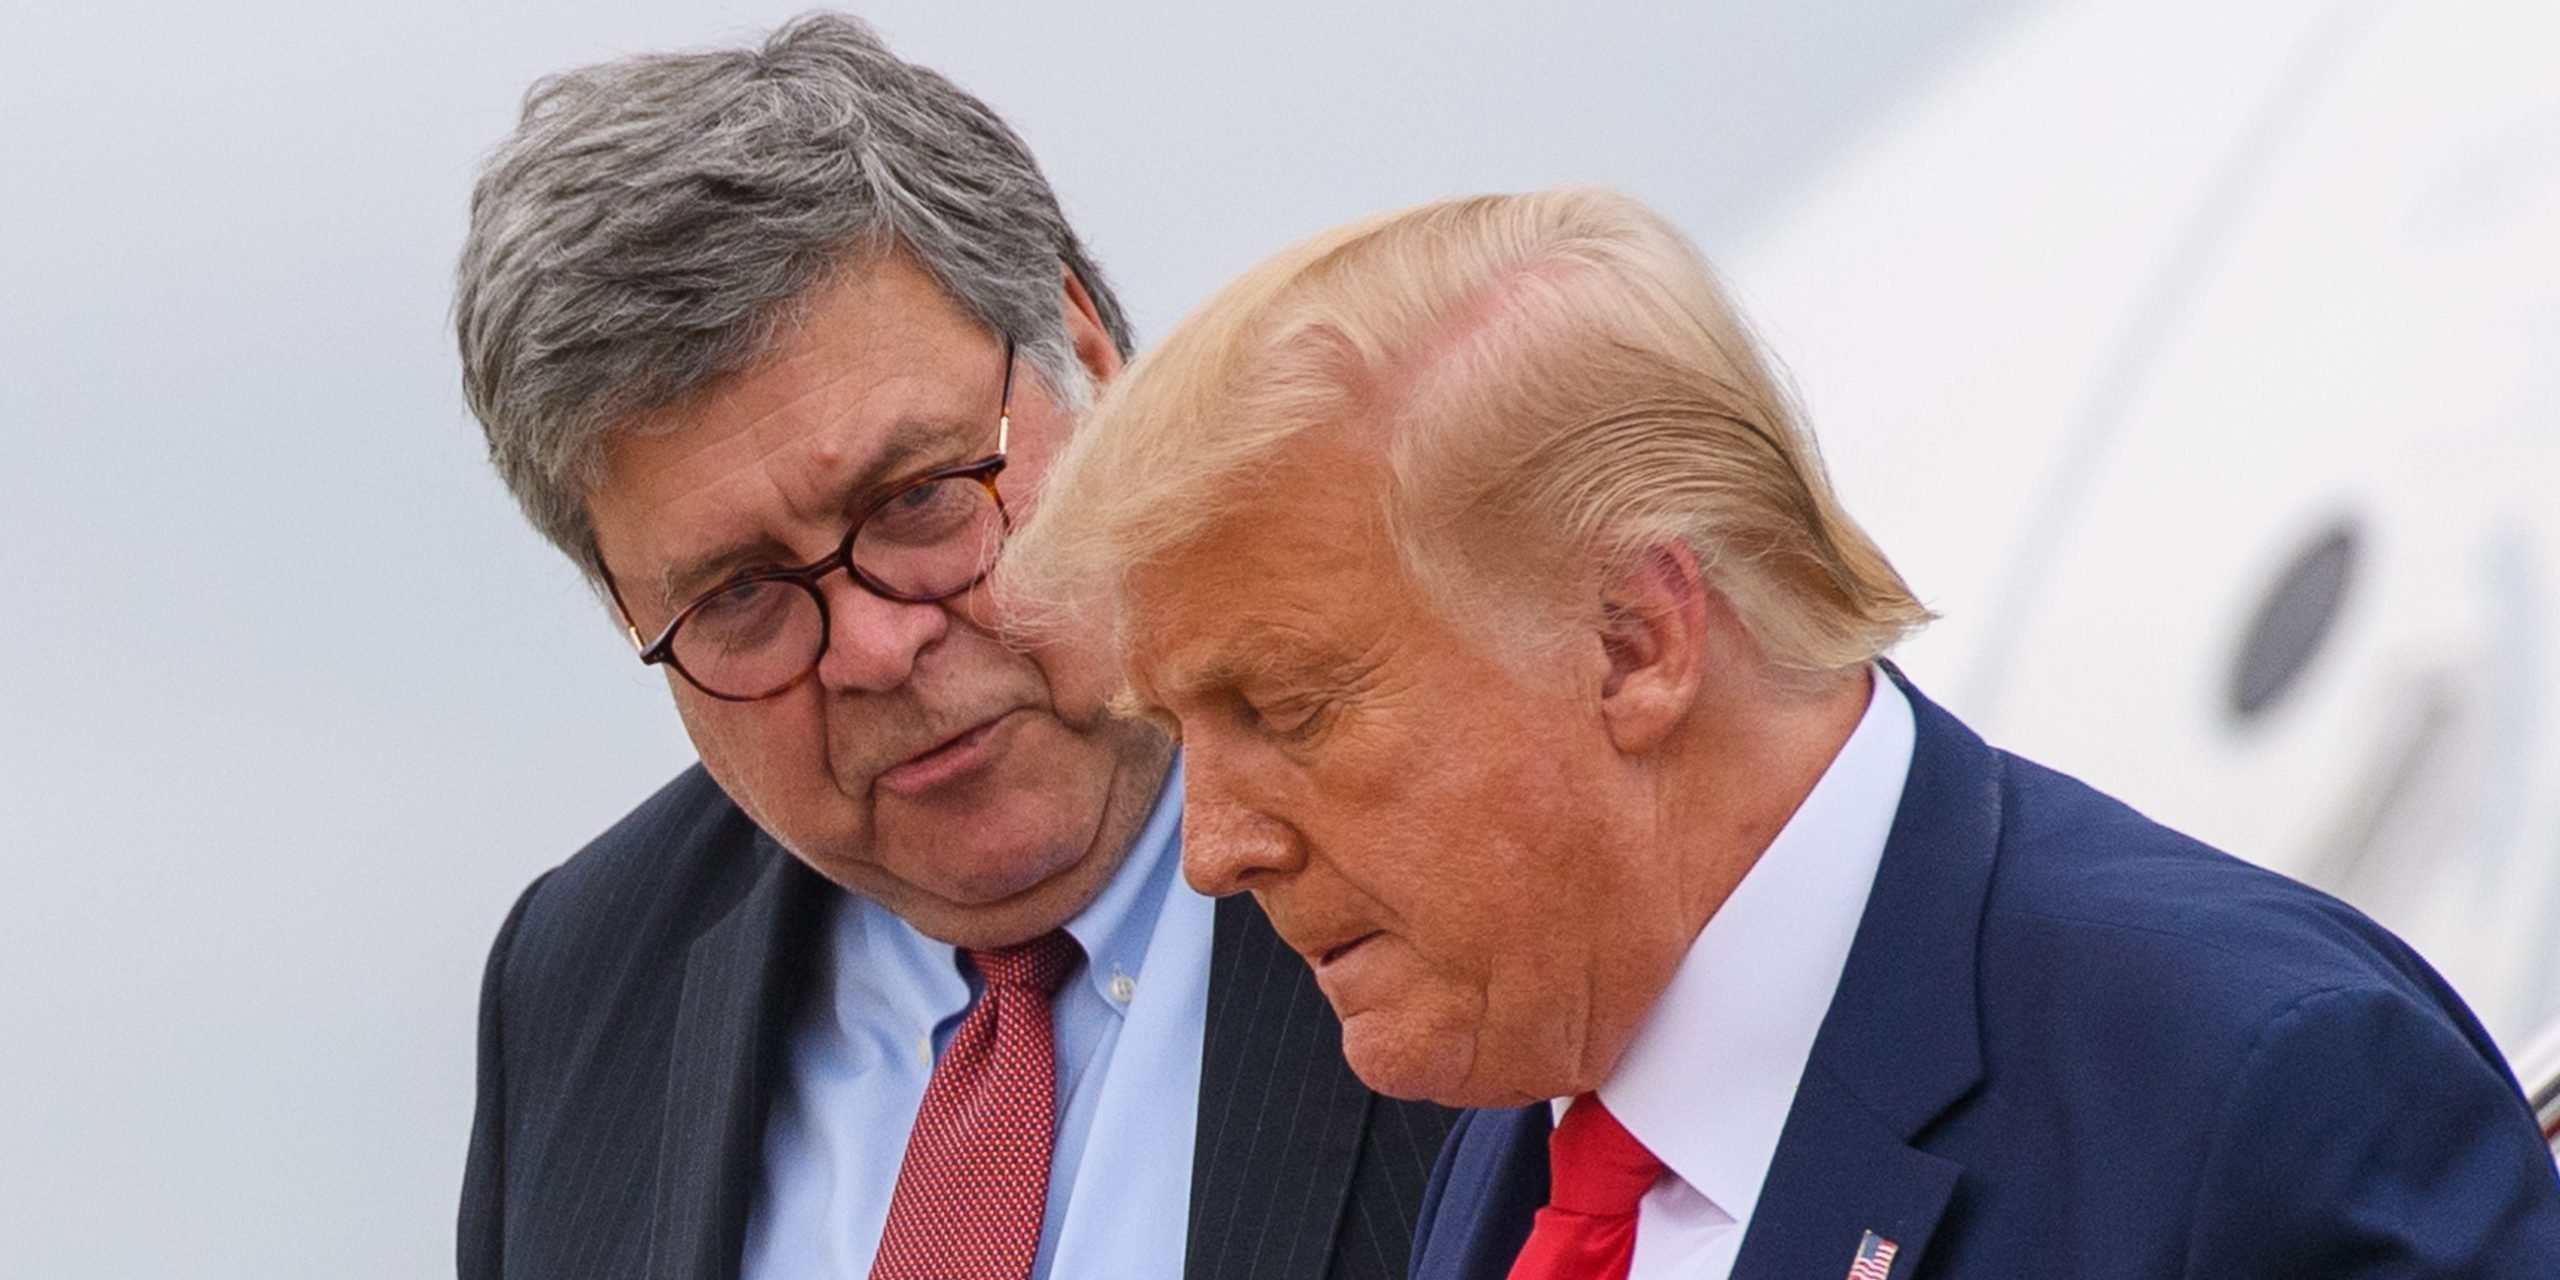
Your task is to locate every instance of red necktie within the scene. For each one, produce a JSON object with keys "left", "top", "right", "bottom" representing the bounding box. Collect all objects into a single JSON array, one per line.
[
  {"left": 870, "top": 930, "right": 1083, "bottom": 1280},
  {"left": 1506, "top": 1094, "right": 1668, "bottom": 1280}
]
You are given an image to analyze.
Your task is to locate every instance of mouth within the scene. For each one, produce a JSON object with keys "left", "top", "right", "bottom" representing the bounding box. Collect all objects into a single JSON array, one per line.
[
  {"left": 1313, "top": 931, "right": 1382, "bottom": 970},
  {"left": 877, "top": 712, "right": 1013, "bottom": 797}
]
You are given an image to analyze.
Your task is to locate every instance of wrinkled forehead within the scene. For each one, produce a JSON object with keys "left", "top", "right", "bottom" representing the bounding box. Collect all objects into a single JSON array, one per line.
[{"left": 586, "top": 256, "right": 1012, "bottom": 582}]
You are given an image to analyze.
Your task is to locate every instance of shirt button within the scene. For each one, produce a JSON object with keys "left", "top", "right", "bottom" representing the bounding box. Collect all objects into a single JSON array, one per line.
[
  {"left": 915, "top": 1035, "right": 933, "bottom": 1065},
  {"left": 1108, "top": 972, "right": 1137, "bottom": 1004}
]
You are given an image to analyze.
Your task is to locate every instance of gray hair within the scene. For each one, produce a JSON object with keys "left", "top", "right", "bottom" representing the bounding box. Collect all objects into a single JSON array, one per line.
[{"left": 455, "top": 11, "right": 1133, "bottom": 583}]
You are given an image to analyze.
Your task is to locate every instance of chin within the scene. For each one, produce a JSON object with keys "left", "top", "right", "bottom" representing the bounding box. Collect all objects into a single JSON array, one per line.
[
  {"left": 1337, "top": 1008, "right": 1492, "bottom": 1106},
  {"left": 895, "top": 815, "right": 1108, "bottom": 905},
  {"left": 915, "top": 824, "right": 1094, "bottom": 902},
  {"left": 917, "top": 883, "right": 1094, "bottom": 950},
  {"left": 845, "top": 849, "right": 1110, "bottom": 950}
]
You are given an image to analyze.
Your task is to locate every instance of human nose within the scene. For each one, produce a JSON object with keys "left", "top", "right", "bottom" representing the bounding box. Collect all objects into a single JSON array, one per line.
[
  {"left": 1180, "top": 753, "right": 1304, "bottom": 897},
  {"left": 809, "top": 570, "right": 951, "bottom": 694}
]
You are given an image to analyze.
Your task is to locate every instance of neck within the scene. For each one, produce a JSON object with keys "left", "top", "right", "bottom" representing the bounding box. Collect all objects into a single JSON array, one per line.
[
  {"left": 1539, "top": 663, "right": 1872, "bottom": 1102},
  {"left": 1662, "top": 663, "right": 1873, "bottom": 945}
]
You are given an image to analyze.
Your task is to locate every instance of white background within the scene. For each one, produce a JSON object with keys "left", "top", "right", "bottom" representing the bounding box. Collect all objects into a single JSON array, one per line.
[{"left": 4, "top": 2, "right": 2553, "bottom": 1276}]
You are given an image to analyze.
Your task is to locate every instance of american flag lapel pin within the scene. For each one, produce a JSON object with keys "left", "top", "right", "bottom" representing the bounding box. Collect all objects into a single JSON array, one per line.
[{"left": 1844, "top": 1230, "right": 1900, "bottom": 1280}]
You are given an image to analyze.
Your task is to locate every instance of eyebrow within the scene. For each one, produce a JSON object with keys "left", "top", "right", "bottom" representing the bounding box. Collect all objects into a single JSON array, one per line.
[
  {"left": 650, "top": 416, "right": 980, "bottom": 607},
  {"left": 1149, "top": 638, "right": 1358, "bottom": 708}
]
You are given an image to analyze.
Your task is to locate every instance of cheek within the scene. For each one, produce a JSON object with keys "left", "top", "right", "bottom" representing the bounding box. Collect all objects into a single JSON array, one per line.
[
  {"left": 1376, "top": 758, "right": 1593, "bottom": 904},
  {"left": 1389, "top": 775, "right": 1612, "bottom": 1012},
  {"left": 1026, "top": 636, "right": 1123, "bottom": 730},
  {"left": 680, "top": 692, "right": 835, "bottom": 815},
  {"left": 986, "top": 711, "right": 1127, "bottom": 806}
]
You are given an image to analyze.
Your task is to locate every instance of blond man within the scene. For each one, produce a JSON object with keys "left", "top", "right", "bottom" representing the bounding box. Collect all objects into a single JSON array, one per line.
[{"left": 1001, "top": 189, "right": 2560, "bottom": 1279}]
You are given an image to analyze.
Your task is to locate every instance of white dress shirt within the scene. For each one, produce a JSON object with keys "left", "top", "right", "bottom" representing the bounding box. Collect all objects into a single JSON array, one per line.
[{"left": 1599, "top": 669, "right": 1915, "bottom": 1280}]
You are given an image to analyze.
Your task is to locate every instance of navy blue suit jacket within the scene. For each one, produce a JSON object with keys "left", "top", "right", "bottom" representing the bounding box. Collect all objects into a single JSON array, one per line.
[{"left": 1412, "top": 678, "right": 2560, "bottom": 1279}]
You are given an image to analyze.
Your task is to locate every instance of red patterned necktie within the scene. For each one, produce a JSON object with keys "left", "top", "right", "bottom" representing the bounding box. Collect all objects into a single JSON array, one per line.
[
  {"left": 1506, "top": 1094, "right": 1669, "bottom": 1280},
  {"left": 870, "top": 930, "right": 1083, "bottom": 1280}
]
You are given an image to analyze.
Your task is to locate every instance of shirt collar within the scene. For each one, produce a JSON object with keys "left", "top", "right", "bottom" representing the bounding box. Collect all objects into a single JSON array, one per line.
[
  {"left": 1059, "top": 754, "right": 1186, "bottom": 1013},
  {"left": 832, "top": 754, "right": 1185, "bottom": 1027},
  {"left": 1597, "top": 667, "right": 1916, "bottom": 1225}
]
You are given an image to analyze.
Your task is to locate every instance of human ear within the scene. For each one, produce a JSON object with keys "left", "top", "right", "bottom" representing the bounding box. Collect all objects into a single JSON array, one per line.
[
  {"left": 1062, "top": 266, "right": 1124, "bottom": 387},
  {"left": 1596, "top": 540, "right": 1711, "bottom": 755}
]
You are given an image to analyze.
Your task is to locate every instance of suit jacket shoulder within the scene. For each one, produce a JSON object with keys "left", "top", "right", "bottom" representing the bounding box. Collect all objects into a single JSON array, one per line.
[
  {"left": 489, "top": 766, "right": 785, "bottom": 1004},
  {"left": 1413, "top": 683, "right": 2560, "bottom": 1280},
  {"left": 461, "top": 764, "right": 820, "bottom": 1280},
  {"left": 1978, "top": 749, "right": 2479, "bottom": 1026},
  {"left": 1922, "top": 747, "right": 2560, "bottom": 1277}
]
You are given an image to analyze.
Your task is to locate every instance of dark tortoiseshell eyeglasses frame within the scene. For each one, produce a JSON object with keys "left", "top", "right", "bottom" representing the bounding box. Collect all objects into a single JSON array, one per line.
[{"left": 603, "top": 339, "right": 1018, "bottom": 701}]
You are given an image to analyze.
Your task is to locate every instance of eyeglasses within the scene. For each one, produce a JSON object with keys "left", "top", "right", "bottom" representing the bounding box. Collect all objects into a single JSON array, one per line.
[{"left": 610, "top": 340, "right": 1019, "bottom": 702}]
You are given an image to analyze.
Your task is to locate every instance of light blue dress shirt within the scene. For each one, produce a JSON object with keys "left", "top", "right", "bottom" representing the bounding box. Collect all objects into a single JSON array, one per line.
[{"left": 741, "top": 760, "right": 1207, "bottom": 1279}]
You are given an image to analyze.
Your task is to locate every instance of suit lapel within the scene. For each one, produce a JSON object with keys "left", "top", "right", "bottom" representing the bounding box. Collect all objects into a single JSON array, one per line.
[
  {"left": 1729, "top": 673, "right": 2001, "bottom": 1280},
  {"left": 1186, "top": 892, "right": 1377, "bottom": 1280},
  {"left": 644, "top": 837, "right": 827, "bottom": 1280},
  {"left": 1727, "top": 1068, "right": 1963, "bottom": 1280},
  {"left": 1409, "top": 1106, "right": 1551, "bottom": 1280}
]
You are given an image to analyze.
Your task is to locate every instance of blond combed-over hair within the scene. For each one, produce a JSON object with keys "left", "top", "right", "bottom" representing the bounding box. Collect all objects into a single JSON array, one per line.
[{"left": 1002, "top": 188, "right": 1931, "bottom": 677}]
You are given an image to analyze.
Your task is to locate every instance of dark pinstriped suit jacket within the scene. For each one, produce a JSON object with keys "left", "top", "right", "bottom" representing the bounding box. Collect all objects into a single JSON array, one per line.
[{"left": 458, "top": 765, "right": 1453, "bottom": 1279}]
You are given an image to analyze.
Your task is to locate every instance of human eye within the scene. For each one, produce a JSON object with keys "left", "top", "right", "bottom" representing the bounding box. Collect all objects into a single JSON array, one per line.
[
  {"left": 684, "top": 577, "right": 799, "bottom": 648},
  {"left": 864, "top": 477, "right": 980, "bottom": 548},
  {"left": 1234, "top": 690, "right": 1331, "bottom": 743}
]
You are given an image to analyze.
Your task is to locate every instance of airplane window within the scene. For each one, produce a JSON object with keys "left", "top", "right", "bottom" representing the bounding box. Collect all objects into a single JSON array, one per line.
[{"left": 2229, "top": 520, "right": 2359, "bottom": 722}]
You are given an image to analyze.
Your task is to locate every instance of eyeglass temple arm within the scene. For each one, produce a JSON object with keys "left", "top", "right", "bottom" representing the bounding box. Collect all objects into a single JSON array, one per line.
[
  {"left": 997, "top": 338, "right": 1017, "bottom": 456},
  {"left": 599, "top": 571, "right": 649, "bottom": 655}
]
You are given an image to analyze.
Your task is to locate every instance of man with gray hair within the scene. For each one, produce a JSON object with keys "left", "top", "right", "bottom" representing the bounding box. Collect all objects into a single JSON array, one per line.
[{"left": 452, "top": 14, "right": 1448, "bottom": 1279}]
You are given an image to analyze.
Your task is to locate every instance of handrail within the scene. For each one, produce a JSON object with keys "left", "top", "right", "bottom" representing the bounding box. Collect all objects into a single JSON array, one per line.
[{"left": 2506, "top": 1016, "right": 2560, "bottom": 1160}]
